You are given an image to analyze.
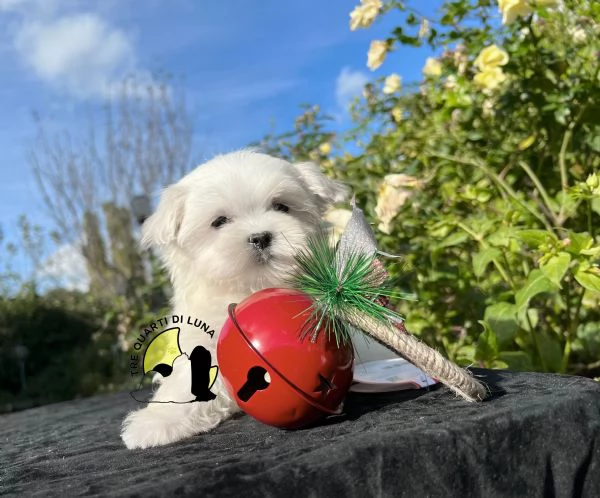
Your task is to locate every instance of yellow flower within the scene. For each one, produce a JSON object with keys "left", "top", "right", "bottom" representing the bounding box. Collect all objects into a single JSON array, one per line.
[
  {"left": 323, "top": 208, "right": 352, "bottom": 243},
  {"left": 367, "top": 40, "right": 388, "bottom": 71},
  {"left": 570, "top": 27, "right": 588, "bottom": 44},
  {"left": 318, "top": 142, "right": 331, "bottom": 155},
  {"left": 497, "top": 0, "right": 559, "bottom": 25},
  {"left": 391, "top": 107, "right": 403, "bottom": 123},
  {"left": 375, "top": 174, "right": 422, "bottom": 234},
  {"left": 473, "top": 67, "right": 507, "bottom": 91},
  {"left": 383, "top": 73, "right": 402, "bottom": 94},
  {"left": 498, "top": 0, "right": 532, "bottom": 24},
  {"left": 444, "top": 74, "right": 457, "bottom": 90},
  {"left": 474, "top": 45, "right": 509, "bottom": 72},
  {"left": 349, "top": 0, "right": 382, "bottom": 31},
  {"left": 422, "top": 57, "right": 442, "bottom": 77}
]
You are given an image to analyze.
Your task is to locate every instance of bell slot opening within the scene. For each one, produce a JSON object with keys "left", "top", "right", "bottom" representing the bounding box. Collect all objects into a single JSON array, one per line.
[{"left": 237, "top": 366, "right": 271, "bottom": 402}]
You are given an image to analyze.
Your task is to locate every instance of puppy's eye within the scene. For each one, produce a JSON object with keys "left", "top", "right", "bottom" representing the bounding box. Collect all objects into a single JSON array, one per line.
[
  {"left": 272, "top": 202, "right": 289, "bottom": 213},
  {"left": 211, "top": 216, "right": 231, "bottom": 228}
]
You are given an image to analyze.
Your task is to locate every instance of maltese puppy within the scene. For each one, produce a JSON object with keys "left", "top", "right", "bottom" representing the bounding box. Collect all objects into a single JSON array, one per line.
[{"left": 121, "top": 150, "right": 348, "bottom": 449}]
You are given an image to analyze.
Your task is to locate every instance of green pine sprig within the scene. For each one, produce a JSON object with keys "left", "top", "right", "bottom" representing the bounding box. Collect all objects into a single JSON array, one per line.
[{"left": 288, "top": 230, "right": 416, "bottom": 346}]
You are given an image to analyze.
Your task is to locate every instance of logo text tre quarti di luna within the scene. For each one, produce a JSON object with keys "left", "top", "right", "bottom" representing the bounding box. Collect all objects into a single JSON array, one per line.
[{"left": 129, "top": 315, "right": 215, "bottom": 378}]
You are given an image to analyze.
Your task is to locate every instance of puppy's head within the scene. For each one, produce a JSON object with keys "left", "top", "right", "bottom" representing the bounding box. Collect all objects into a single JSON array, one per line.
[{"left": 142, "top": 150, "right": 348, "bottom": 291}]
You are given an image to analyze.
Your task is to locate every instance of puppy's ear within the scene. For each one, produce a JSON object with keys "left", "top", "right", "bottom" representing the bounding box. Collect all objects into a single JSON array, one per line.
[
  {"left": 141, "top": 184, "right": 188, "bottom": 248},
  {"left": 295, "top": 161, "right": 349, "bottom": 207}
]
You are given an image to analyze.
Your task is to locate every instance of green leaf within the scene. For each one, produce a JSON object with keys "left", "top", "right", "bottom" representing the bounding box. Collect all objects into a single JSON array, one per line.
[
  {"left": 574, "top": 268, "right": 600, "bottom": 293},
  {"left": 467, "top": 131, "right": 484, "bottom": 141},
  {"left": 591, "top": 198, "right": 600, "bottom": 216},
  {"left": 554, "top": 106, "right": 570, "bottom": 125},
  {"left": 406, "top": 13, "right": 418, "bottom": 25},
  {"left": 536, "top": 333, "right": 563, "bottom": 372},
  {"left": 587, "top": 133, "right": 600, "bottom": 153},
  {"left": 540, "top": 252, "right": 571, "bottom": 287},
  {"left": 573, "top": 322, "right": 600, "bottom": 359},
  {"left": 515, "top": 269, "right": 558, "bottom": 311},
  {"left": 498, "top": 351, "right": 534, "bottom": 371},
  {"left": 437, "top": 231, "right": 469, "bottom": 248},
  {"left": 476, "top": 320, "right": 499, "bottom": 361},
  {"left": 472, "top": 247, "right": 501, "bottom": 278},
  {"left": 555, "top": 191, "right": 579, "bottom": 219},
  {"left": 518, "top": 135, "right": 536, "bottom": 151},
  {"left": 517, "top": 308, "right": 539, "bottom": 332},
  {"left": 487, "top": 227, "right": 514, "bottom": 248},
  {"left": 514, "top": 229, "right": 557, "bottom": 249},
  {"left": 544, "top": 69, "right": 558, "bottom": 85},
  {"left": 580, "top": 246, "right": 600, "bottom": 257},
  {"left": 484, "top": 302, "right": 519, "bottom": 347},
  {"left": 565, "top": 231, "right": 593, "bottom": 255},
  {"left": 455, "top": 345, "right": 476, "bottom": 365}
]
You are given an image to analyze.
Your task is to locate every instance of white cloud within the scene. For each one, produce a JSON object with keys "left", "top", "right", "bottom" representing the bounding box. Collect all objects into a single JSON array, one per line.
[
  {"left": 1, "top": 1, "right": 149, "bottom": 99},
  {"left": 14, "top": 14, "right": 135, "bottom": 98},
  {"left": 335, "top": 66, "right": 368, "bottom": 112},
  {"left": 38, "top": 243, "right": 89, "bottom": 292}
]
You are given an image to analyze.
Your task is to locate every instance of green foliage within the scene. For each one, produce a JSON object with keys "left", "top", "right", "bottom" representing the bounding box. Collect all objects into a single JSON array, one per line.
[
  {"left": 261, "top": 0, "right": 600, "bottom": 376},
  {"left": 0, "top": 290, "right": 123, "bottom": 410}
]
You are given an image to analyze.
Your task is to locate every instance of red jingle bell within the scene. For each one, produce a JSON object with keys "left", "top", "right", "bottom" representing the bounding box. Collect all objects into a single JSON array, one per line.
[{"left": 217, "top": 288, "right": 354, "bottom": 429}]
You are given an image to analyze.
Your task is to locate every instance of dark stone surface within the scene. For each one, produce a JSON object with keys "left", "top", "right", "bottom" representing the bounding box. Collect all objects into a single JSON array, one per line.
[{"left": 1, "top": 369, "right": 599, "bottom": 497}]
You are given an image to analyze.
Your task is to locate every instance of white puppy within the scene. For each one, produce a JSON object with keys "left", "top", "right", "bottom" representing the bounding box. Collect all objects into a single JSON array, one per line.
[{"left": 121, "top": 150, "right": 348, "bottom": 449}]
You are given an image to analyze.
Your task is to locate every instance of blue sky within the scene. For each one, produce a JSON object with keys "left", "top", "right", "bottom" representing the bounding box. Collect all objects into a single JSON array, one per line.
[{"left": 0, "top": 0, "right": 444, "bottom": 282}]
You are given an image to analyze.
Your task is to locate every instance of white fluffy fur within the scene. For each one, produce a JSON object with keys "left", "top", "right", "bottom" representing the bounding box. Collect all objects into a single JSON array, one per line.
[{"left": 121, "top": 150, "right": 347, "bottom": 449}]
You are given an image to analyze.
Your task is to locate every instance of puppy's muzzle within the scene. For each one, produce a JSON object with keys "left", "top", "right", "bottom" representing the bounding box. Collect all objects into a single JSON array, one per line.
[{"left": 248, "top": 231, "right": 273, "bottom": 251}]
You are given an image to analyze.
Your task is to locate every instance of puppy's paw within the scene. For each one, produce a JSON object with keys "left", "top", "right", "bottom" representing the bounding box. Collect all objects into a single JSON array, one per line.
[{"left": 121, "top": 408, "right": 187, "bottom": 449}]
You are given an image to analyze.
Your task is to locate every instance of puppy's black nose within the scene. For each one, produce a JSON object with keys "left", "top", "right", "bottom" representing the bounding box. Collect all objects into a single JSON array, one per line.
[{"left": 248, "top": 231, "right": 273, "bottom": 250}]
